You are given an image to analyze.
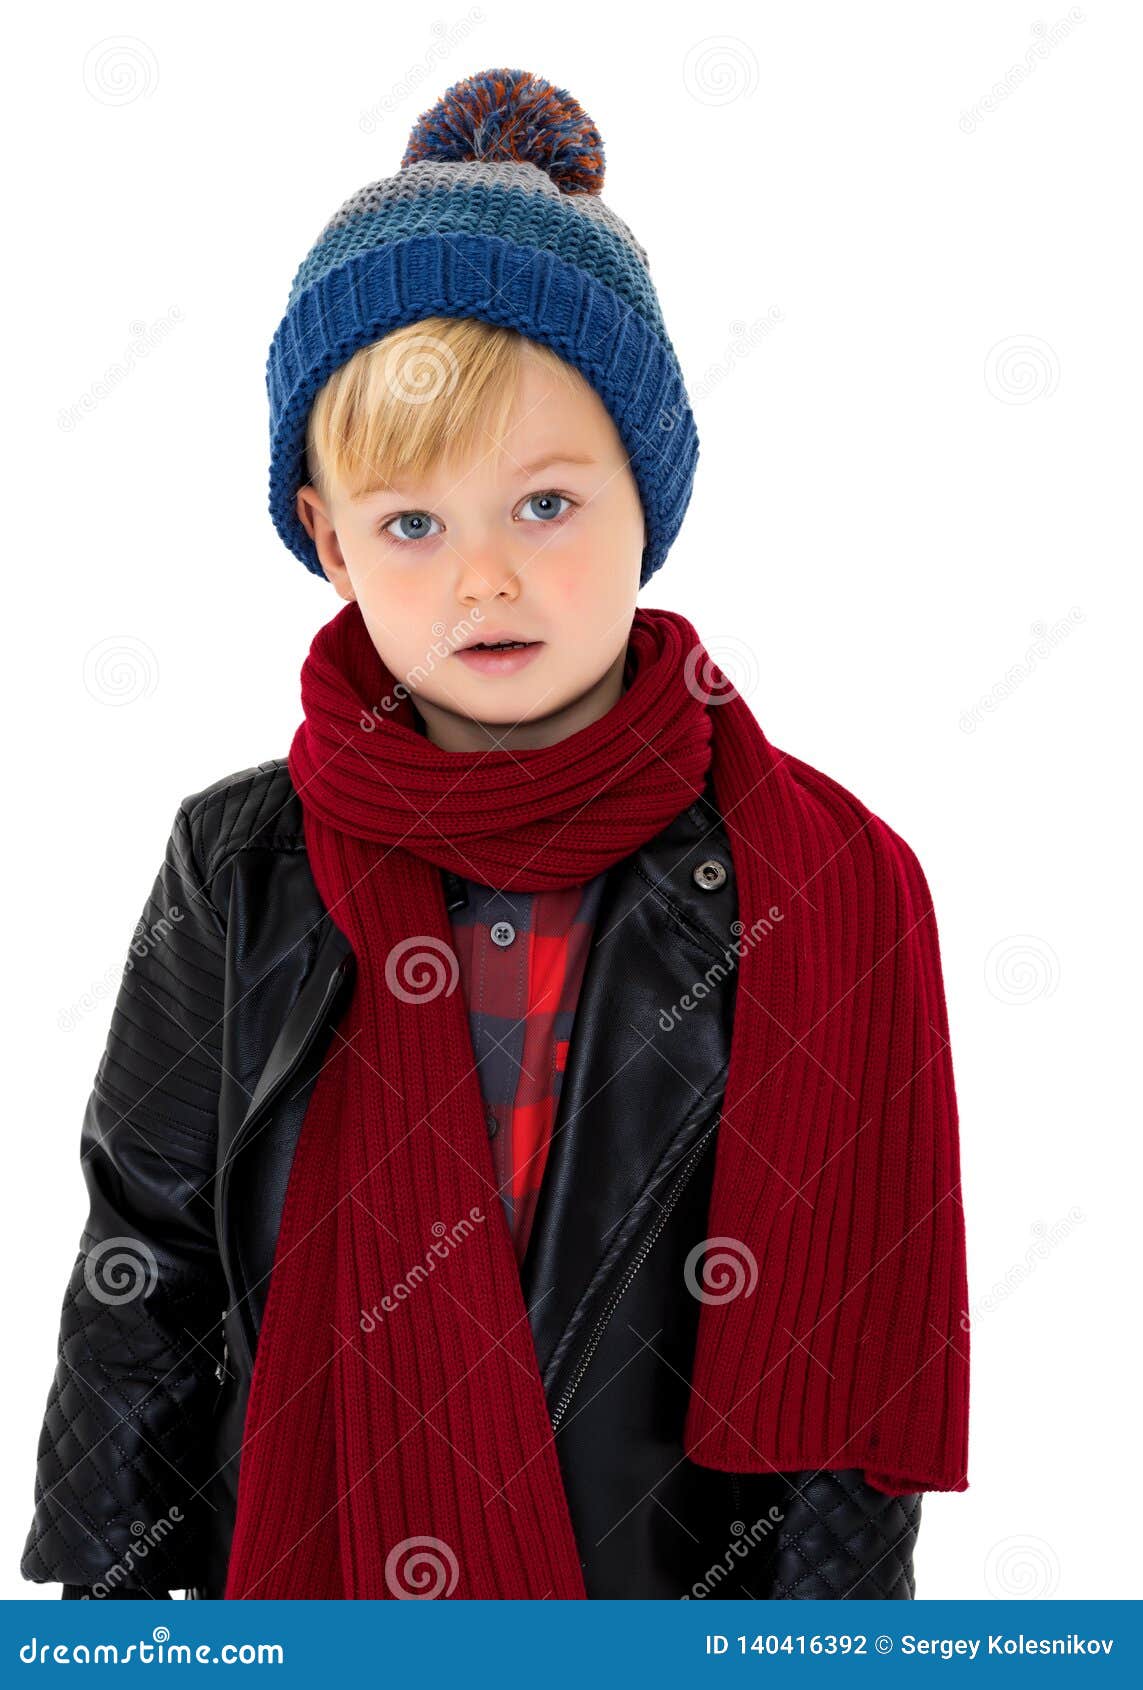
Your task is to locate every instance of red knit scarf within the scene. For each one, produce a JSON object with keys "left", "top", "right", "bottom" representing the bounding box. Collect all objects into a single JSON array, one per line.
[{"left": 223, "top": 602, "right": 969, "bottom": 1600}]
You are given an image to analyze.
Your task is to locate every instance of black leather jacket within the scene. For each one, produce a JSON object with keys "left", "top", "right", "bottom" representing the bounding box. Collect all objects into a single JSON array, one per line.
[{"left": 21, "top": 759, "right": 921, "bottom": 1600}]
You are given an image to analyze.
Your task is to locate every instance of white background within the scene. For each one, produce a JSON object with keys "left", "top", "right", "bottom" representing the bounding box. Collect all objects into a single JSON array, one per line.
[{"left": 4, "top": 0, "right": 1139, "bottom": 1603}]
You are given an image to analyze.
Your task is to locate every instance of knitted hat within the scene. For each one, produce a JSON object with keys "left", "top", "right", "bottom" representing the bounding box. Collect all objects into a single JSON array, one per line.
[{"left": 266, "top": 67, "right": 698, "bottom": 588}]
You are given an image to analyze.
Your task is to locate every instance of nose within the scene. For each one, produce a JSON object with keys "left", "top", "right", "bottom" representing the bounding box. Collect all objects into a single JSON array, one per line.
[{"left": 455, "top": 543, "right": 520, "bottom": 606}]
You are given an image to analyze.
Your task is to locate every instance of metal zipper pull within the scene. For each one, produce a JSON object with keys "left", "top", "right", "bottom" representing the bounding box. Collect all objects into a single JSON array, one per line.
[{"left": 214, "top": 1312, "right": 229, "bottom": 1384}]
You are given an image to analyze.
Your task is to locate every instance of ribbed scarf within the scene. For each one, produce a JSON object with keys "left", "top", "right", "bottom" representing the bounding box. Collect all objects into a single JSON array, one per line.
[{"left": 224, "top": 601, "right": 969, "bottom": 1600}]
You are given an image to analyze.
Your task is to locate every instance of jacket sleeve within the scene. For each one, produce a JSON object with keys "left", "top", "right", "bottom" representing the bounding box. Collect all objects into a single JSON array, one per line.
[
  {"left": 20, "top": 796, "right": 230, "bottom": 1598},
  {"left": 766, "top": 1470, "right": 922, "bottom": 1599}
]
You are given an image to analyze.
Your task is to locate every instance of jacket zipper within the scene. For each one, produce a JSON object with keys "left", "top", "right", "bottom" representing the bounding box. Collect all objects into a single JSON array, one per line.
[
  {"left": 549, "top": 1117, "right": 719, "bottom": 1432},
  {"left": 217, "top": 953, "right": 352, "bottom": 1370},
  {"left": 213, "top": 1322, "right": 229, "bottom": 1388}
]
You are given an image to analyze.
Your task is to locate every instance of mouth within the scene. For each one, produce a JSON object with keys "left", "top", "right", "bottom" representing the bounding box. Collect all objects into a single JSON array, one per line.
[{"left": 453, "top": 638, "right": 545, "bottom": 675}]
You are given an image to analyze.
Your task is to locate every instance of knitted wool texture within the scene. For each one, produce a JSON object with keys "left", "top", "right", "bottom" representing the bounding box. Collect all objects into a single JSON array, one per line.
[
  {"left": 266, "top": 68, "right": 699, "bottom": 588},
  {"left": 222, "top": 603, "right": 970, "bottom": 1600}
]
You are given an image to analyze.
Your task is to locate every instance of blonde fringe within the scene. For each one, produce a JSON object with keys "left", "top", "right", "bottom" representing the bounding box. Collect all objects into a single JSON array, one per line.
[{"left": 304, "top": 317, "right": 589, "bottom": 503}]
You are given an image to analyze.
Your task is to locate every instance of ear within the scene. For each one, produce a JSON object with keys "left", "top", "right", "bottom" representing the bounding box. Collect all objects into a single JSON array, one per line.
[{"left": 296, "top": 485, "right": 356, "bottom": 600}]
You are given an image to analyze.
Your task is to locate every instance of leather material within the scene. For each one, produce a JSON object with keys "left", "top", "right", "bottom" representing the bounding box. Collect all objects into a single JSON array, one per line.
[
  {"left": 767, "top": 1472, "right": 922, "bottom": 1599},
  {"left": 61, "top": 1582, "right": 164, "bottom": 1599},
  {"left": 20, "top": 793, "right": 233, "bottom": 1597},
  {"left": 21, "top": 758, "right": 921, "bottom": 1600}
]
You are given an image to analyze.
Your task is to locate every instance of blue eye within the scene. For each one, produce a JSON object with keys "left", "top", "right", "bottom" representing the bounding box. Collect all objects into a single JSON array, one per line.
[
  {"left": 382, "top": 511, "right": 441, "bottom": 543},
  {"left": 518, "top": 492, "right": 572, "bottom": 523},
  {"left": 380, "top": 492, "right": 576, "bottom": 545}
]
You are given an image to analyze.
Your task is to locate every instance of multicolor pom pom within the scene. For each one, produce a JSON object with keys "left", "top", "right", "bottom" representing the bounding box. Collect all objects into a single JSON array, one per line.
[{"left": 401, "top": 66, "right": 605, "bottom": 195}]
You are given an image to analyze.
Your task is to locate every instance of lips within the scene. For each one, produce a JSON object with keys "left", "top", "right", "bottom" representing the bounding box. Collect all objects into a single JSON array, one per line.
[
  {"left": 458, "top": 627, "right": 539, "bottom": 650},
  {"left": 454, "top": 640, "right": 545, "bottom": 676}
]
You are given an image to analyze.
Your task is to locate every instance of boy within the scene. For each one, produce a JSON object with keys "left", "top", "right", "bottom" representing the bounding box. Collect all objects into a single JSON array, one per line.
[{"left": 22, "top": 67, "right": 968, "bottom": 1601}]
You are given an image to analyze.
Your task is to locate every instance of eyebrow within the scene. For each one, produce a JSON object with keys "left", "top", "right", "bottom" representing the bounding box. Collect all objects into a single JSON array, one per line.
[
  {"left": 515, "top": 450, "right": 597, "bottom": 477},
  {"left": 353, "top": 451, "right": 597, "bottom": 503}
]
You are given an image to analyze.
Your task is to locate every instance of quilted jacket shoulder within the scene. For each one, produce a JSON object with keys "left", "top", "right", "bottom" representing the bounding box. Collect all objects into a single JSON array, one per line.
[{"left": 180, "top": 758, "right": 304, "bottom": 881}]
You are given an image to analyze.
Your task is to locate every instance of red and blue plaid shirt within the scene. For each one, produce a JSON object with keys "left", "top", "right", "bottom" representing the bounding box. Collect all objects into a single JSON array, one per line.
[{"left": 445, "top": 870, "right": 609, "bottom": 1263}]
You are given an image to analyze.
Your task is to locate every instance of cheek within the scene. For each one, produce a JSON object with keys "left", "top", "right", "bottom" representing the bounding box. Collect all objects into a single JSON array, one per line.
[
  {"left": 350, "top": 561, "right": 431, "bottom": 650},
  {"left": 545, "top": 527, "right": 630, "bottom": 611},
  {"left": 545, "top": 562, "right": 587, "bottom": 611},
  {"left": 350, "top": 551, "right": 431, "bottom": 618}
]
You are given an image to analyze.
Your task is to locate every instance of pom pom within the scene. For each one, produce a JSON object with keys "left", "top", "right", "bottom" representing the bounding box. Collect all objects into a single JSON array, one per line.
[{"left": 401, "top": 67, "right": 605, "bottom": 195}]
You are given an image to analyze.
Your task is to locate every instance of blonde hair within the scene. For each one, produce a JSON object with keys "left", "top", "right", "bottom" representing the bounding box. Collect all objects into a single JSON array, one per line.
[{"left": 304, "top": 315, "right": 592, "bottom": 506}]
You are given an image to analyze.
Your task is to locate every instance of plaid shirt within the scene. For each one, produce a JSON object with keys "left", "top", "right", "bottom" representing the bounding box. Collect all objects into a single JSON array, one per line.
[{"left": 445, "top": 869, "right": 609, "bottom": 1263}]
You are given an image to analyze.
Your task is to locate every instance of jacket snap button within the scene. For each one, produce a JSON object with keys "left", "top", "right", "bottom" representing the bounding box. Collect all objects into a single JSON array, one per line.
[
  {"left": 490, "top": 920, "right": 516, "bottom": 947},
  {"left": 692, "top": 858, "right": 728, "bottom": 891},
  {"left": 486, "top": 1108, "right": 499, "bottom": 1138}
]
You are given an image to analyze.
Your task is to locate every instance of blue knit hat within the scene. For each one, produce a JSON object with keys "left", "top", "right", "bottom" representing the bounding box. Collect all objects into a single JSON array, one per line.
[{"left": 266, "top": 67, "right": 698, "bottom": 588}]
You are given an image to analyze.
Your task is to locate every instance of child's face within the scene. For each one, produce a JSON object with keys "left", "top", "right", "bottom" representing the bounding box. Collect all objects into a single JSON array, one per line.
[{"left": 296, "top": 351, "right": 646, "bottom": 752}]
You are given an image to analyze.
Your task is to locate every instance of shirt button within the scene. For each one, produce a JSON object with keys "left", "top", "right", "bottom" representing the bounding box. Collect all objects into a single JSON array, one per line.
[
  {"left": 485, "top": 1108, "right": 499, "bottom": 1138},
  {"left": 490, "top": 920, "right": 516, "bottom": 947}
]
